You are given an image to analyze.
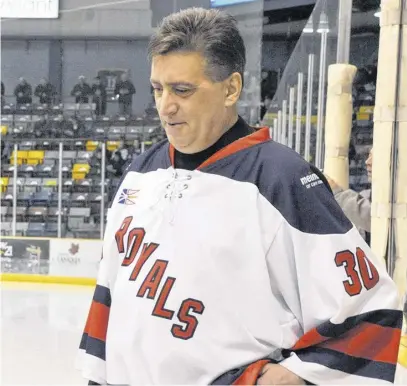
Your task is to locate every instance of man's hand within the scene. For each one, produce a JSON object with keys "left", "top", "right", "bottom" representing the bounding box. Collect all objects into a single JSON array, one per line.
[{"left": 257, "top": 363, "right": 305, "bottom": 385}]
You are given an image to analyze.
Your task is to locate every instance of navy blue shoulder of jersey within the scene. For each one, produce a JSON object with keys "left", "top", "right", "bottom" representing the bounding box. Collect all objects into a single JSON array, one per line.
[
  {"left": 201, "top": 140, "right": 353, "bottom": 235},
  {"left": 127, "top": 139, "right": 171, "bottom": 173},
  {"left": 108, "top": 140, "right": 171, "bottom": 208},
  {"left": 118, "top": 138, "right": 352, "bottom": 235}
]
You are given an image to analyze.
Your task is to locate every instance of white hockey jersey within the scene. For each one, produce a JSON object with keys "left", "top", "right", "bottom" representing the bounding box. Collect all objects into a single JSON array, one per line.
[{"left": 77, "top": 128, "right": 402, "bottom": 385}]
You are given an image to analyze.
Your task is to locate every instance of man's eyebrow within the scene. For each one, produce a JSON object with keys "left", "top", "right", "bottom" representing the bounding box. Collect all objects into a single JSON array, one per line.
[{"left": 150, "top": 80, "right": 196, "bottom": 88}]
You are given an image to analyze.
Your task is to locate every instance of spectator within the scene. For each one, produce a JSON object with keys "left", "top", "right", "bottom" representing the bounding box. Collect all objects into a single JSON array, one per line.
[
  {"left": 90, "top": 145, "right": 112, "bottom": 176},
  {"left": 114, "top": 73, "right": 136, "bottom": 116},
  {"left": 61, "top": 116, "right": 86, "bottom": 138},
  {"left": 71, "top": 76, "right": 92, "bottom": 104},
  {"left": 14, "top": 77, "right": 32, "bottom": 105},
  {"left": 33, "top": 114, "right": 51, "bottom": 138},
  {"left": 107, "top": 150, "right": 127, "bottom": 177},
  {"left": 34, "top": 78, "right": 56, "bottom": 105},
  {"left": 260, "top": 70, "right": 274, "bottom": 119},
  {"left": 91, "top": 76, "right": 107, "bottom": 116},
  {"left": 326, "top": 148, "right": 373, "bottom": 243},
  {"left": 1, "top": 81, "right": 5, "bottom": 106}
]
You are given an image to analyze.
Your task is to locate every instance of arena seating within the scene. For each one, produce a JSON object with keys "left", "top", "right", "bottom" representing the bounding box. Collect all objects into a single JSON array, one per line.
[{"left": 0, "top": 102, "right": 164, "bottom": 239}]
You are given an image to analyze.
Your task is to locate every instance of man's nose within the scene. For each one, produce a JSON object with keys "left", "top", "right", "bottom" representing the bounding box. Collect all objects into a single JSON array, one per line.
[{"left": 158, "top": 90, "right": 178, "bottom": 117}]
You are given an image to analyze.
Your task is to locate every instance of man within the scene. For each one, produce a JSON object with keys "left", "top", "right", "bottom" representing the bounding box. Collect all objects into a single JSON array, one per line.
[
  {"left": 77, "top": 8, "right": 401, "bottom": 385},
  {"left": 33, "top": 114, "right": 51, "bottom": 138},
  {"left": 326, "top": 148, "right": 372, "bottom": 243},
  {"left": 92, "top": 76, "right": 107, "bottom": 116},
  {"left": 14, "top": 77, "right": 32, "bottom": 105},
  {"left": 71, "top": 75, "right": 92, "bottom": 104},
  {"left": 34, "top": 77, "right": 56, "bottom": 105},
  {"left": 1, "top": 81, "right": 5, "bottom": 106},
  {"left": 114, "top": 72, "right": 135, "bottom": 116}
]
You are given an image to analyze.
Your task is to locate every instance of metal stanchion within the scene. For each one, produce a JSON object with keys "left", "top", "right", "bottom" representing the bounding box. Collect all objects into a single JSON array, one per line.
[
  {"left": 100, "top": 142, "right": 106, "bottom": 239},
  {"left": 57, "top": 142, "right": 63, "bottom": 238},
  {"left": 12, "top": 144, "right": 18, "bottom": 237},
  {"left": 336, "top": 0, "right": 352, "bottom": 64},
  {"left": 277, "top": 110, "right": 282, "bottom": 143},
  {"left": 315, "top": 31, "right": 328, "bottom": 169},
  {"left": 281, "top": 100, "right": 288, "bottom": 146},
  {"left": 305, "top": 54, "right": 315, "bottom": 162},
  {"left": 295, "top": 73, "right": 304, "bottom": 154},
  {"left": 273, "top": 118, "right": 278, "bottom": 141},
  {"left": 288, "top": 87, "right": 295, "bottom": 148}
]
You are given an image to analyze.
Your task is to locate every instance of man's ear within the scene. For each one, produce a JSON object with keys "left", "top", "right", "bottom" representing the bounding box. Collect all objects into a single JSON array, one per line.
[{"left": 224, "top": 72, "right": 243, "bottom": 107}]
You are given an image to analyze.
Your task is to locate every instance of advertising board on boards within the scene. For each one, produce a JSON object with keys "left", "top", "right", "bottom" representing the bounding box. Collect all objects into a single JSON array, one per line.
[{"left": 49, "top": 239, "right": 102, "bottom": 278}]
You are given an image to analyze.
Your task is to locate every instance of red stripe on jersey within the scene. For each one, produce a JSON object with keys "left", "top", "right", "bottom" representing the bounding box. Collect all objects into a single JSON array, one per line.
[
  {"left": 321, "top": 322, "right": 400, "bottom": 364},
  {"left": 84, "top": 300, "right": 110, "bottom": 343},
  {"left": 168, "top": 127, "right": 270, "bottom": 169},
  {"left": 293, "top": 322, "right": 401, "bottom": 365},
  {"left": 232, "top": 359, "right": 270, "bottom": 385},
  {"left": 292, "top": 327, "right": 329, "bottom": 350},
  {"left": 198, "top": 128, "right": 270, "bottom": 169}
]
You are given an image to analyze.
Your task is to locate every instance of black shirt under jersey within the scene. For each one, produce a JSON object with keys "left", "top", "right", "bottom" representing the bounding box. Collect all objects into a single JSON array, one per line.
[{"left": 174, "top": 116, "right": 254, "bottom": 171}]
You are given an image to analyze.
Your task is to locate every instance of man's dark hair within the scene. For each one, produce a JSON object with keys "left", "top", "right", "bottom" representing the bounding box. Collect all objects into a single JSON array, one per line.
[{"left": 148, "top": 7, "right": 246, "bottom": 83}]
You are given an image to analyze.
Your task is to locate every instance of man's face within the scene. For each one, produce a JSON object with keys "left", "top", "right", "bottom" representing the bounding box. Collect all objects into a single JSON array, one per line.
[
  {"left": 40, "top": 78, "right": 47, "bottom": 85},
  {"left": 121, "top": 73, "right": 128, "bottom": 82},
  {"left": 366, "top": 149, "right": 373, "bottom": 182},
  {"left": 151, "top": 52, "right": 238, "bottom": 154}
]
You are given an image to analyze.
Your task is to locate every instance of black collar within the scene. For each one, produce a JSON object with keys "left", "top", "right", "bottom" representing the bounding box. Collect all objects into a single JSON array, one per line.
[{"left": 174, "top": 116, "right": 254, "bottom": 171}]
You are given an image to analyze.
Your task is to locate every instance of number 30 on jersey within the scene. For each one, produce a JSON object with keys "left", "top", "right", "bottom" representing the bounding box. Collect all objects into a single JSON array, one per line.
[{"left": 335, "top": 247, "right": 380, "bottom": 296}]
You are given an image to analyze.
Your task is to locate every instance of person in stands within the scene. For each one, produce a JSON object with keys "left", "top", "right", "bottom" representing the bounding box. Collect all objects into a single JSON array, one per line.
[
  {"left": 114, "top": 72, "right": 136, "bottom": 116},
  {"left": 71, "top": 75, "right": 93, "bottom": 104},
  {"left": 14, "top": 77, "right": 32, "bottom": 105},
  {"left": 1, "top": 81, "right": 5, "bottom": 106},
  {"left": 34, "top": 78, "right": 56, "bottom": 105},
  {"left": 92, "top": 76, "right": 107, "bottom": 116}
]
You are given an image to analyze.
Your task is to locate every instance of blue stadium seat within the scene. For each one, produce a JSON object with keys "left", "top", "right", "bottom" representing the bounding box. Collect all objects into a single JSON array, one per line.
[
  {"left": 26, "top": 222, "right": 45, "bottom": 237},
  {"left": 32, "top": 191, "right": 52, "bottom": 206}
]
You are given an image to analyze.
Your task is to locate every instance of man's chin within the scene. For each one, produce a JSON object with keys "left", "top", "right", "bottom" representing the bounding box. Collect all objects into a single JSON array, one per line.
[{"left": 168, "top": 136, "right": 194, "bottom": 153}]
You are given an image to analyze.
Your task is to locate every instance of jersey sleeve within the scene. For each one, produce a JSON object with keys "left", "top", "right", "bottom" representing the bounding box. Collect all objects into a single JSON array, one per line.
[
  {"left": 75, "top": 167, "right": 132, "bottom": 384},
  {"left": 265, "top": 165, "right": 402, "bottom": 384},
  {"left": 75, "top": 249, "right": 112, "bottom": 384}
]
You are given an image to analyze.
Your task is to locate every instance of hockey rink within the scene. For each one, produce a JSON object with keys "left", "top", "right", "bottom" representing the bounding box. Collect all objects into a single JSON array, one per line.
[
  {"left": 0, "top": 282, "right": 93, "bottom": 385},
  {"left": 1, "top": 281, "right": 407, "bottom": 385}
]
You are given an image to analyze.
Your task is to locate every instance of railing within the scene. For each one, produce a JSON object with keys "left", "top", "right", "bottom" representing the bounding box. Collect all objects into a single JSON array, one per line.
[
  {"left": 262, "top": 0, "right": 373, "bottom": 194},
  {"left": 1, "top": 111, "right": 161, "bottom": 239}
]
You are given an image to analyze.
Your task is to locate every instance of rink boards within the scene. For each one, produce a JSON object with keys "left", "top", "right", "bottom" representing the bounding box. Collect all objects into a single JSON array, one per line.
[{"left": 0, "top": 236, "right": 101, "bottom": 285}]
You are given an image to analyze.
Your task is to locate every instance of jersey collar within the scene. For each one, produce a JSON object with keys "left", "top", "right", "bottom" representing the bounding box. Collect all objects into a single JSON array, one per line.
[{"left": 169, "top": 127, "right": 271, "bottom": 170}]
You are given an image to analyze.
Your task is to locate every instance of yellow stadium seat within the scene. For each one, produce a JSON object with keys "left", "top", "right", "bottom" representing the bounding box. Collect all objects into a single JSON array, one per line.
[
  {"left": 10, "top": 151, "right": 28, "bottom": 165},
  {"left": 72, "top": 172, "right": 87, "bottom": 180},
  {"left": 44, "top": 179, "right": 57, "bottom": 187},
  {"left": 1, "top": 125, "right": 7, "bottom": 135},
  {"left": 107, "top": 141, "right": 120, "bottom": 152},
  {"left": 359, "top": 106, "right": 374, "bottom": 114},
  {"left": 26, "top": 150, "right": 45, "bottom": 165},
  {"left": 357, "top": 113, "right": 370, "bottom": 121},
  {"left": 0, "top": 177, "right": 9, "bottom": 192},
  {"left": 86, "top": 141, "right": 100, "bottom": 152},
  {"left": 73, "top": 163, "right": 90, "bottom": 173}
]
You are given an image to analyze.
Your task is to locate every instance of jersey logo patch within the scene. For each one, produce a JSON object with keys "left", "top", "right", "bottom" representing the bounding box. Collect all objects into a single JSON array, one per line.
[
  {"left": 118, "top": 189, "right": 139, "bottom": 205},
  {"left": 300, "top": 173, "right": 323, "bottom": 189}
]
